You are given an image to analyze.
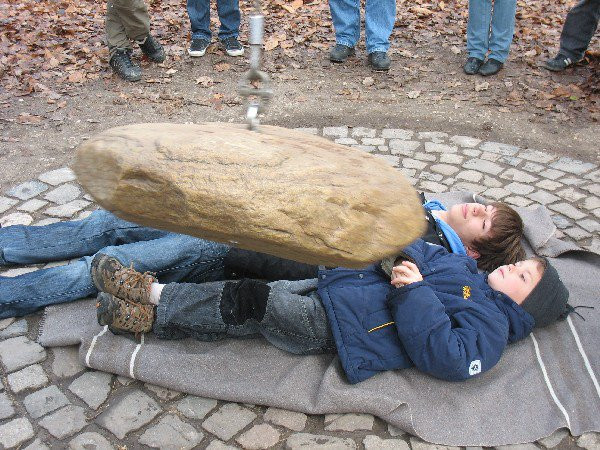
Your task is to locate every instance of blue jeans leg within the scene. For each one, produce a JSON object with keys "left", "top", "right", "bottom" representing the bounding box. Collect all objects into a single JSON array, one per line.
[
  {"left": 0, "top": 234, "right": 230, "bottom": 319},
  {"left": 365, "top": 0, "right": 396, "bottom": 54},
  {"left": 488, "top": 0, "right": 517, "bottom": 62},
  {"left": 467, "top": 0, "right": 492, "bottom": 60},
  {"left": 187, "top": 0, "right": 212, "bottom": 40},
  {"left": 0, "top": 210, "right": 169, "bottom": 266},
  {"left": 216, "top": 0, "right": 240, "bottom": 40},
  {"left": 328, "top": 0, "right": 361, "bottom": 48}
]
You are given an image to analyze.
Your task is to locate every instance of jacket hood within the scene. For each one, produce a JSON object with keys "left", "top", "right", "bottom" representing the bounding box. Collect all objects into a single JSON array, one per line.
[{"left": 487, "top": 287, "right": 535, "bottom": 343}]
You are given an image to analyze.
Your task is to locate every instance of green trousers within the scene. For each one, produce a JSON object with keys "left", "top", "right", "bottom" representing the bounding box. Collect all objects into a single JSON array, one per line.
[{"left": 106, "top": 0, "right": 151, "bottom": 56}]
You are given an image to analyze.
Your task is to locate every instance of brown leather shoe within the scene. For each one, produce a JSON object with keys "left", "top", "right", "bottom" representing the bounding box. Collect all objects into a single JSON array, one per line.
[
  {"left": 91, "top": 254, "right": 156, "bottom": 304},
  {"left": 97, "top": 292, "right": 155, "bottom": 334}
]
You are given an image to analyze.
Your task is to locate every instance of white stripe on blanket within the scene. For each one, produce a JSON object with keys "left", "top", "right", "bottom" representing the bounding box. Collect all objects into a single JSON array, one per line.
[
  {"left": 86, "top": 325, "right": 108, "bottom": 367},
  {"left": 568, "top": 316, "right": 600, "bottom": 401}
]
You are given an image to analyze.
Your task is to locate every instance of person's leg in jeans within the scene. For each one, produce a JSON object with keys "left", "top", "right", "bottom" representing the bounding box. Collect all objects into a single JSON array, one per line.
[
  {"left": 153, "top": 278, "right": 335, "bottom": 355},
  {"left": 187, "top": 0, "right": 212, "bottom": 41},
  {"left": 558, "top": 0, "right": 600, "bottom": 61},
  {"left": 0, "top": 210, "right": 168, "bottom": 266},
  {"left": 216, "top": 0, "right": 241, "bottom": 40},
  {"left": 328, "top": 0, "right": 361, "bottom": 48},
  {"left": 0, "top": 234, "right": 229, "bottom": 319},
  {"left": 466, "top": 0, "right": 492, "bottom": 61},
  {"left": 487, "top": 0, "right": 517, "bottom": 62},
  {"left": 364, "top": 0, "right": 396, "bottom": 54}
]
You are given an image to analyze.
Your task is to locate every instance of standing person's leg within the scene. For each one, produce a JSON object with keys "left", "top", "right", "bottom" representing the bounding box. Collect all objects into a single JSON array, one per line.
[
  {"left": 364, "top": 0, "right": 395, "bottom": 70},
  {"left": 559, "top": 0, "right": 600, "bottom": 60},
  {"left": 187, "top": 0, "right": 212, "bottom": 56},
  {"left": 106, "top": 0, "right": 144, "bottom": 81},
  {"left": 464, "top": 0, "right": 492, "bottom": 74},
  {"left": 0, "top": 210, "right": 169, "bottom": 266},
  {"left": 328, "top": 0, "right": 360, "bottom": 62},
  {"left": 478, "top": 0, "right": 516, "bottom": 75},
  {"left": 216, "top": 0, "right": 244, "bottom": 56}
]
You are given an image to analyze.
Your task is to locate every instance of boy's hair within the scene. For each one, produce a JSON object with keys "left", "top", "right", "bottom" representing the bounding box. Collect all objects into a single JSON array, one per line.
[{"left": 472, "top": 202, "right": 526, "bottom": 272}]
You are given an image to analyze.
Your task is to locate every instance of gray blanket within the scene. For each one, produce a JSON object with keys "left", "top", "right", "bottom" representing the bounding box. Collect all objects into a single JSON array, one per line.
[{"left": 38, "top": 192, "right": 600, "bottom": 446}]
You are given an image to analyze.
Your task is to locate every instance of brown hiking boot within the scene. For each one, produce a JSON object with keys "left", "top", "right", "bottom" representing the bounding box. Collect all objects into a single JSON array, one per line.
[
  {"left": 91, "top": 254, "right": 156, "bottom": 304},
  {"left": 96, "top": 292, "right": 155, "bottom": 334}
]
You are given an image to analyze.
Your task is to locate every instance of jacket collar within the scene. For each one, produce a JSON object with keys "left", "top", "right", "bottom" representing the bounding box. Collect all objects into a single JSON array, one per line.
[{"left": 488, "top": 289, "right": 535, "bottom": 343}]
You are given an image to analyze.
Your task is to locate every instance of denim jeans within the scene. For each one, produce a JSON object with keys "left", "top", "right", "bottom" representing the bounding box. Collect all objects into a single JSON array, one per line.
[
  {"left": 0, "top": 210, "right": 229, "bottom": 319},
  {"left": 187, "top": 0, "right": 240, "bottom": 41},
  {"left": 154, "top": 278, "right": 336, "bottom": 355},
  {"left": 559, "top": 0, "right": 600, "bottom": 60},
  {"left": 467, "top": 0, "right": 517, "bottom": 62},
  {"left": 328, "top": 0, "right": 396, "bottom": 53}
]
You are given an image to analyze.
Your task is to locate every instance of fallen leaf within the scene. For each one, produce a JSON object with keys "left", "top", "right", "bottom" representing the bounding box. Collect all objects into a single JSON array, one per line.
[
  {"left": 362, "top": 77, "right": 375, "bottom": 86},
  {"left": 214, "top": 62, "right": 231, "bottom": 72},
  {"left": 407, "top": 90, "right": 421, "bottom": 98},
  {"left": 475, "top": 81, "right": 489, "bottom": 92},
  {"left": 195, "top": 76, "right": 214, "bottom": 87},
  {"left": 264, "top": 35, "right": 280, "bottom": 51},
  {"left": 67, "top": 71, "right": 85, "bottom": 83},
  {"left": 165, "top": 68, "right": 177, "bottom": 75}
]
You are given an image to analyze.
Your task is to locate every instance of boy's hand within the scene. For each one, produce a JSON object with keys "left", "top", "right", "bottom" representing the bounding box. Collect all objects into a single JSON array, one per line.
[{"left": 391, "top": 261, "right": 423, "bottom": 288}]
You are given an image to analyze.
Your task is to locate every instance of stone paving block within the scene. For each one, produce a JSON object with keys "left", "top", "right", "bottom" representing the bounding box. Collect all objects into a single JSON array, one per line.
[
  {"left": 352, "top": 127, "right": 377, "bottom": 138},
  {"left": 495, "top": 444, "right": 540, "bottom": 450},
  {"left": 0, "top": 391, "right": 15, "bottom": 419},
  {"left": 480, "top": 141, "right": 519, "bottom": 156},
  {"left": 139, "top": 414, "right": 204, "bottom": 450},
  {"left": 536, "top": 427, "right": 568, "bottom": 447},
  {"left": 1, "top": 212, "right": 33, "bottom": 226},
  {"left": 69, "top": 371, "right": 112, "bottom": 409},
  {"left": 552, "top": 215, "right": 572, "bottom": 229},
  {"left": 583, "top": 196, "right": 600, "bottom": 211},
  {"left": 0, "top": 317, "right": 15, "bottom": 331},
  {"left": 419, "top": 180, "right": 447, "bottom": 193},
  {"left": 38, "top": 167, "right": 77, "bottom": 185},
  {"left": 453, "top": 182, "right": 486, "bottom": 194},
  {"left": 286, "top": 433, "right": 357, "bottom": 449},
  {"left": 430, "top": 164, "right": 459, "bottom": 176},
  {"left": 0, "top": 196, "right": 18, "bottom": 213},
  {"left": 362, "top": 137, "right": 385, "bottom": 146},
  {"left": 560, "top": 176, "right": 585, "bottom": 186},
  {"left": 51, "top": 346, "right": 86, "bottom": 378},
  {"left": 117, "top": 375, "right": 135, "bottom": 385},
  {"left": 400, "top": 168, "right": 417, "bottom": 178},
  {"left": 145, "top": 383, "right": 182, "bottom": 401},
  {"left": 449, "top": 135, "right": 480, "bottom": 147},
  {"left": 24, "top": 438, "right": 51, "bottom": 450},
  {"left": 522, "top": 162, "right": 545, "bottom": 173},
  {"left": 202, "top": 403, "right": 256, "bottom": 441},
  {"left": 403, "top": 158, "right": 427, "bottom": 170},
  {"left": 424, "top": 142, "right": 457, "bottom": 153},
  {"left": 377, "top": 145, "right": 389, "bottom": 152},
  {"left": 76, "top": 209, "right": 93, "bottom": 220},
  {"left": 593, "top": 208, "right": 600, "bottom": 219},
  {"left": 442, "top": 177, "right": 456, "bottom": 186},
  {"left": 236, "top": 423, "right": 280, "bottom": 449},
  {"left": 323, "top": 126, "right": 348, "bottom": 137},
  {"left": 0, "top": 318, "right": 28, "bottom": 338},
  {"left": 352, "top": 144, "right": 376, "bottom": 152},
  {"left": 539, "top": 168, "right": 565, "bottom": 180},
  {"left": 550, "top": 157, "right": 596, "bottom": 175},
  {"left": 419, "top": 171, "right": 444, "bottom": 182},
  {"left": 44, "top": 199, "right": 91, "bottom": 217},
  {"left": 0, "top": 336, "right": 47, "bottom": 372},
  {"left": 325, "top": 413, "right": 375, "bottom": 431},
  {"left": 414, "top": 152, "right": 437, "bottom": 162},
  {"left": 293, "top": 127, "right": 318, "bottom": 135},
  {"left": 505, "top": 182, "right": 535, "bottom": 195},
  {"left": 500, "top": 168, "right": 538, "bottom": 183},
  {"left": 556, "top": 187, "right": 585, "bottom": 202},
  {"left": 504, "top": 196, "right": 533, "bottom": 207},
  {"left": 500, "top": 156, "right": 522, "bottom": 167},
  {"left": 264, "top": 407, "right": 307, "bottom": 431},
  {"left": 176, "top": 395, "right": 218, "bottom": 420},
  {"left": 563, "top": 227, "right": 591, "bottom": 240},
  {"left": 17, "top": 198, "right": 48, "bottom": 212},
  {"left": 536, "top": 179, "right": 563, "bottom": 191},
  {"left": 96, "top": 390, "right": 161, "bottom": 439},
  {"left": 481, "top": 176, "right": 501, "bottom": 188},
  {"left": 483, "top": 188, "right": 510, "bottom": 200},
  {"left": 585, "top": 170, "right": 600, "bottom": 183},
  {"left": 364, "top": 435, "right": 410, "bottom": 450},
  {"left": 335, "top": 138, "right": 358, "bottom": 145},
  {"left": 206, "top": 441, "right": 239, "bottom": 450},
  {"left": 375, "top": 154, "right": 399, "bottom": 166},
  {"left": 577, "top": 432, "right": 600, "bottom": 450},
  {"left": 548, "top": 203, "right": 587, "bottom": 220},
  {"left": 389, "top": 140, "right": 421, "bottom": 155},
  {"left": 439, "top": 153, "right": 463, "bottom": 164},
  {"left": 382, "top": 128, "right": 413, "bottom": 139},
  {"left": 7, "top": 364, "right": 48, "bottom": 393},
  {"left": 34, "top": 217, "right": 61, "bottom": 226},
  {"left": 44, "top": 183, "right": 81, "bottom": 205},
  {"left": 24, "top": 385, "right": 70, "bottom": 418},
  {"left": 38, "top": 405, "right": 88, "bottom": 439},
  {"left": 579, "top": 219, "right": 600, "bottom": 233},
  {"left": 462, "top": 149, "right": 482, "bottom": 157},
  {"left": 527, "top": 191, "right": 560, "bottom": 205},
  {"left": 463, "top": 158, "right": 503, "bottom": 175},
  {"left": 419, "top": 131, "right": 448, "bottom": 142},
  {"left": 6, "top": 180, "right": 49, "bottom": 200},
  {"left": 69, "top": 432, "right": 114, "bottom": 450},
  {"left": 388, "top": 423, "right": 406, "bottom": 437},
  {"left": 587, "top": 238, "right": 600, "bottom": 253},
  {"left": 519, "top": 149, "right": 556, "bottom": 164},
  {"left": 480, "top": 152, "right": 501, "bottom": 162},
  {"left": 410, "top": 436, "right": 460, "bottom": 450},
  {"left": 0, "top": 417, "right": 35, "bottom": 448}
]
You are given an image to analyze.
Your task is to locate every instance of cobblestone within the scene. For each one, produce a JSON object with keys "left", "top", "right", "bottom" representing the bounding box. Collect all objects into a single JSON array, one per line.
[
  {"left": 449, "top": 135, "right": 480, "bottom": 147},
  {"left": 556, "top": 187, "right": 585, "bottom": 202},
  {"left": 540, "top": 168, "right": 565, "bottom": 180},
  {"left": 96, "top": 390, "right": 161, "bottom": 439},
  {"left": 536, "top": 179, "right": 563, "bottom": 191},
  {"left": 456, "top": 170, "right": 483, "bottom": 182},
  {"left": 413, "top": 152, "right": 437, "bottom": 162},
  {"left": 176, "top": 395, "right": 218, "bottom": 420},
  {"left": 44, "top": 199, "right": 91, "bottom": 218},
  {"left": 0, "top": 417, "right": 35, "bottom": 448},
  {"left": 0, "top": 336, "right": 47, "bottom": 372},
  {"left": 480, "top": 141, "right": 519, "bottom": 156},
  {"left": 68, "top": 371, "right": 112, "bottom": 409},
  {"left": 389, "top": 140, "right": 421, "bottom": 155},
  {"left": 504, "top": 196, "right": 533, "bottom": 207},
  {"left": 68, "top": 432, "right": 114, "bottom": 450},
  {"left": 382, "top": 128, "right": 413, "bottom": 139},
  {"left": 51, "top": 346, "right": 85, "bottom": 378},
  {"left": 236, "top": 423, "right": 280, "bottom": 449},
  {"left": 463, "top": 158, "right": 503, "bottom": 175},
  {"left": 463, "top": 149, "right": 482, "bottom": 157},
  {"left": 419, "top": 180, "right": 448, "bottom": 192},
  {"left": 425, "top": 142, "right": 457, "bottom": 153},
  {"left": 563, "top": 227, "right": 591, "bottom": 240},
  {"left": 24, "top": 385, "right": 70, "bottom": 418},
  {"left": 375, "top": 154, "right": 399, "bottom": 166},
  {"left": 7, "top": 181, "right": 49, "bottom": 200},
  {"left": 0, "top": 196, "right": 18, "bottom": 213},
  {"left": 38, "top": 167, "right": 77, "bottom": 186},
  {"left": 550, "top": 157, "right": 596, "bottom": 175},
  {"left": 323, "top": 126, "right": 348, "bottom": 137},
  {"left": 431, "top": 164, "right": 459, "bottom": 176},
  {"left": 579, "top": 219, "right": 600, "bottom": 233},
  {"left": 286, "top": 433, "right": 357, "bottom": 449},
  {"left": 0, "top": 391, "right": 16, "bottom": 419},
  {"left": 483, "top": 188, "right": 511, "bottom": 200},
  {"left": 536, "top": 429, "right": 568, "bottom": 448},
  {"left": 335, "top": 138, "right": 358, "bottom": 145},
  {"left": 418, "top": 131, "right": 448, "bottom": 142},
  {"left": 352, "top": 127, "right": 377, "bottom": 138},
  {"left": 0, "top": 318, "right": 27, "bottom": 338},
  {"left": 480, "top": 151, "right": 501, "bottom": 162},
  {"left": 519, "top": 149, "right": 556, "bottom": 164},
  {"left": 7, "top": 364, "right": 48, "bottom": 393},
  {"left": 439, "top": 154, "right": 463, "bottom": 164},
  {"left": 325, "top": 413, "right": 375, "bottom": 431},
  {"left": 264, "top": 407, "right": 307, "bottom": 431},
  {"left": 139, "top": 414, "right": 204, "bottom": 450},
  {"left": 403, "top": 158, "right": 428, "bottom": 170},
  {"left": 500, "top": 168, "right": 538, "bottom": 183},
  {"left": 44, "top": 184, "right": 81, "bottom": 205},
  {"left": 577, "top": 431, "right": 600, "bottom": 449},
  {"left": 24, "top": 438, "right": 50, "bottom": 449},
  {"left": 583, "top": 196, "right": 600, "bottom": 211},
  {"left": 144, "top": 382, "right": 182, "bottom": 401},
  {"left": 548, "top": 203, "right": 587, "bottom": 220},
  {"left": 522, "top": 162, "right": 545, "bottom": 173},
  {"left": 505, "top": 182, "right": 535, "bottom": 195},
  {"left": 17, "top": 198, "right": 48, "bottom": 212},
  {"left": 202, "top": 403, "right": 257, "bottom": 441},
  {"left": 560, "top": 176, "right": 585, "bottom": 186},
  {"left": 38, "top": 405, "right": 88, "bottom": 438},
  {"left": 364, "top": 435, "right": 410, "bottom": 450},
  {"left": 527, "top": 190, "right": 559, "bottom": 205},
  {"left": 1, "top": 212, "right": 33, "bottom": 226}
]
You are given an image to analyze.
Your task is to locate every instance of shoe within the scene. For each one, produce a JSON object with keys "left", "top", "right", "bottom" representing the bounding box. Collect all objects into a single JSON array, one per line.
[
  {"left": 220, "top": 36, "right": 244, "bottom": 57},
  {"left": 329, "top": 44, "right": 355, "bottom": 63},
  {"left": 109, "top": 49, "right": 141, "bottom": 82},
  {"left": 91, "top": 254, "right": 156, "bottom": 304},
  {"left": 188, "top": 38, "right": 210, "bottom": 57},
  {"left": 97, "top": 292, "right": 155, "bottom": 334},
  {"left": 479, "top": 58, "right": 504, "bottom": 76},
  {"left": 368, "top": 51, "right": 391, "bottom": 71},
  {"left": 544, "top": 53, "right": 577, "bottom": 72},
  {"left": 463, "top": 57, "right": 484, "bottom": 75},
  {"left": 138, "top": 34, "right": 165, "bottom": 63}
]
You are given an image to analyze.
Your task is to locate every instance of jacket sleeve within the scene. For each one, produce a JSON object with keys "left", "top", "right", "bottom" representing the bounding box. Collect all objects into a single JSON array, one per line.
[{"left": 387, "top": 282, "right": 509, "bottom": 381}]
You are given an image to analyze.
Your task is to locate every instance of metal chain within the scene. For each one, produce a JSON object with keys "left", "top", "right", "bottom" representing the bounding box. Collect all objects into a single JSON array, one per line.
[{"left": 238, "top": 0, "right": 272, "bottom": 130}]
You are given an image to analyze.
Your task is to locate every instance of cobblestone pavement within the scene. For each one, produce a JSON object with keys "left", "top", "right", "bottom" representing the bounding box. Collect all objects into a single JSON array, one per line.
[{"left": 1, "top": 127, "right": 599, "bottom": 449}]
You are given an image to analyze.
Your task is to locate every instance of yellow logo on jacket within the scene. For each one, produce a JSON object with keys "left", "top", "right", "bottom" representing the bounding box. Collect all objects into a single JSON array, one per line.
[{"left": 463, "top": 286, "right": 471, "bottom": 300}]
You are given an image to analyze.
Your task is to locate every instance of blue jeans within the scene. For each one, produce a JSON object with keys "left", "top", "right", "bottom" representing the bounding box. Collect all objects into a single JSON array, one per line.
[
  {"left": 187, "top": 0, "right": 240, "bottom": 40},
  {"left": 467, "top": 0, "right": 517, "bottom": 62},
  {"left": 0, "top": 210, "right": 229, "bottom": 319},
  {"left": 328, "top": 0, "right": 396, "bottom": 53}
]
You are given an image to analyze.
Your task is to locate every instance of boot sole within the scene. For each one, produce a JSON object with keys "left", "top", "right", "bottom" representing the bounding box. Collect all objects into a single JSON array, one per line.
[{"left": 188, "top": 48, "right": 207, "bottom": 57}]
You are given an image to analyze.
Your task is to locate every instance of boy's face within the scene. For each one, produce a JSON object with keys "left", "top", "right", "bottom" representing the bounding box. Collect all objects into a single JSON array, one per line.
[
  {"left": 444, "top": 203, "right": 495, "bottom": 253},
  {"left": 487, "top": 259, "right": 544, "bottom": 304}
]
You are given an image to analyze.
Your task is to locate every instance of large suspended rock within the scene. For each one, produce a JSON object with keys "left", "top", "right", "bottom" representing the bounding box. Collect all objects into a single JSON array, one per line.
[{"left": 73, "top": 123, "right": 425, "bottom": 268}]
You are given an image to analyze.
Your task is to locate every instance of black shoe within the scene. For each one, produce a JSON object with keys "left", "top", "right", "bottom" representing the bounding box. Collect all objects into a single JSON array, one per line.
[
  {"left": 138, "top": 34, "right": 165, "bottom": 63},
  {"left": 544, "top": 53, "right": 577, "bottom": 72},
  {"left": 368, "top": 51, "right": 391, "bottom": 71},
  {"left": 329, "top": 44, "right": 355, "bottom": 63},
  {"left": 221, "top": 36, "right": 244, "bottom": 57},
  {"left": 188, "top": 38, "right": 210, "bottom": 57},
  {"left": 479, "top": 58, "right": 503, "bottom": 76},
  {"left": 109, "top": 49, "right": 141, "bottom": 82},
  {"left": 463, "top": 57, "right": 484, "bottom": 75}
]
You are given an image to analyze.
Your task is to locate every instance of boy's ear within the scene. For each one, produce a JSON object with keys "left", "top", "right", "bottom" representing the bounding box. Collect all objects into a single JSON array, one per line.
[{"left": 466, "top": 247, "right": 480, "bottom": 259}]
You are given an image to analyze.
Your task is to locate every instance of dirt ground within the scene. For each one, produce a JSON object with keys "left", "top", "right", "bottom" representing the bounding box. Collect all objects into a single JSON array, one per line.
[{"left": 1, "top": 41, "right": 599, "bottom": 193}]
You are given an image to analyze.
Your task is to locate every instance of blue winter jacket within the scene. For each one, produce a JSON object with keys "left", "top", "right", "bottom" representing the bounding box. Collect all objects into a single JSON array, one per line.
[{"left": 317, "top": 239, "right": 535, "bottom": 384}]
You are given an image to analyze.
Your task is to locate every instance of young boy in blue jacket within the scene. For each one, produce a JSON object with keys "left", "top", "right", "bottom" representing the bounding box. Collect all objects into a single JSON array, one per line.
[{"left": 94, "top": 238, "right": 570, "bottom": 384}]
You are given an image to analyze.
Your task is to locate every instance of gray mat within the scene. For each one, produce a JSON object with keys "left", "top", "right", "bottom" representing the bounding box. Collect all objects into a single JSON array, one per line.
[{"left": 38, "top": 192, "right": 600, "bottom": 446}]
